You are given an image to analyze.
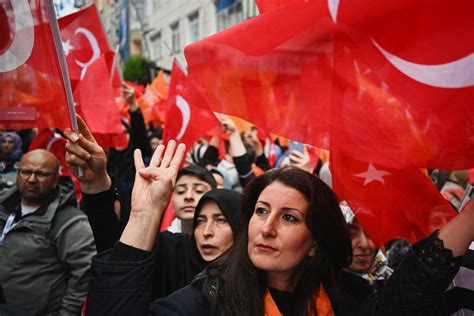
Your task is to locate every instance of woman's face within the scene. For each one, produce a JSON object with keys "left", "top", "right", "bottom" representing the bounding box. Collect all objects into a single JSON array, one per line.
[
  {"left": 247, "top": 181, "right": 314, "bottom": 289},
  {"left": 348, "top": 218, "right": 376, "bottom": 273},
  {"left": 2, "top": 136, "right": 15, "bottom": 154},
  {"left": 194, "top": 200, "right": 234, "bottom": 262}
]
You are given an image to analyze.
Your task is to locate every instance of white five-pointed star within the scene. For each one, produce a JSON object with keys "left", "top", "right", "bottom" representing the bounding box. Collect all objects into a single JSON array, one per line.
[
  {"left": 62, "top": 39, "right": 74, "bottom": 56},
  {"left": 353, "top": 164, "right": 391, "bottom": 186}
]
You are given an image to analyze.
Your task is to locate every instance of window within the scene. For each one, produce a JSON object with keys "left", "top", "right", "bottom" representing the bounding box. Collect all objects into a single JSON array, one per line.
[
  {"left": 151, "top": 32, "right": 162, "bottom": 59},
  {"left": 217, "top": 1, "right": 243, "bottom": 31},
  {"left": 188, "top": 12, "right": 200, "bottom": 43},
  {"left": 171, "top": 22, "right": 180, "bottom": 53}
]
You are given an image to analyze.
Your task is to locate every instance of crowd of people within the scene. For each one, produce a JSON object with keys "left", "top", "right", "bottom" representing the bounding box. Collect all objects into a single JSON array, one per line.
[{"left": 0, "top": 86, "right": 473, "bottom": 316}]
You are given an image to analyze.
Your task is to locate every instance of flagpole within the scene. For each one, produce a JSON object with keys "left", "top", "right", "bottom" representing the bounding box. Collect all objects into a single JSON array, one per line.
[
  {"left": 163, "top": 41, "right": 187, "bottom": 75},
  {"left": 45, "top": 0, "right": 84, "bottom": 176}
]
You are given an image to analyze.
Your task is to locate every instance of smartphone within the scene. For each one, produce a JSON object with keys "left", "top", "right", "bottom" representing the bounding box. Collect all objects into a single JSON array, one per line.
[
  {"left": 289, "top": 141, "right": 304, "bottom": 164},
  {"left": 458, "top": 183, "right": 473, "bottom": 212}
]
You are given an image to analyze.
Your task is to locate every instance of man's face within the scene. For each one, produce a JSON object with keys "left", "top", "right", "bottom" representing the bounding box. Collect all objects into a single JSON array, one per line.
[
  {"left": 172, "top": 175, "right": 212, "bottom": 221},
  {"left": 349, "top": 218, "right": 377, "bottom": 273},
  {"left": 17, "top": 151, "right": 59, "bottom": 206}
]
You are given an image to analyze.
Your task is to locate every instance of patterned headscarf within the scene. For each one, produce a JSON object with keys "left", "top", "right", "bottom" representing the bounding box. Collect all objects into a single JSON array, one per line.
[{"left": 340, "top": 203, "right": 393, "bottom": 284}]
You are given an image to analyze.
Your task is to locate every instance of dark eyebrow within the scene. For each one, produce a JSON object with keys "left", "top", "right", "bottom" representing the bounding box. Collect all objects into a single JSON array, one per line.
[{"left": 256, "top": 200, "right": 305, "bottom": 217}]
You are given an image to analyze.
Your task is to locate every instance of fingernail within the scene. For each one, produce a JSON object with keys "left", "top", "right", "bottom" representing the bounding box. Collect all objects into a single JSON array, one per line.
[{"left": 68, "top": 133, "right": 79, "bottom": 143}]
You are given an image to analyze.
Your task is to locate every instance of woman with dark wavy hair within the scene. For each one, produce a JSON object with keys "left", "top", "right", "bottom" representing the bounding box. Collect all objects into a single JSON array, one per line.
[
  {"left": 203, "top": 166, "right": 351, "bottom": 315},
  {"left": 86, "top": 142, "right": 474, "bottom": 316}
]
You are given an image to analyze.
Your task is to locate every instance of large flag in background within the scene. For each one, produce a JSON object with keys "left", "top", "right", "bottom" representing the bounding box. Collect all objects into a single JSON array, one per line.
[
  {"left": 185, "top": 0, "right": 474, "bottom": 170},
  {"left": 330, "top": 151, "right": 456, "bottom": 246},
  {"left": 184, "top": 0, "right": 474, "bottom": 244},
  {"left": 163, "top": 62, "right": 219, "bottom": 151},
  {"left": 0, "top": 0, "right": 72, "bottom": 130}
]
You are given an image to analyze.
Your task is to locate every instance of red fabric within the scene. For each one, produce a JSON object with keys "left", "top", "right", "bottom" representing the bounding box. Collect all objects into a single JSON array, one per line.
[
  {"left": 29, "top": 128, "right": 82, "bottom": 202},
  {"left": 0, "top": 0, "right": 72, "bottom": 130},
  {"left": 159, "top": 199, "right": 175, "bottom": 232},
  {"left": 73, "top": 55, "right": 124, "bottom": 136},
  {"left": 185, "top": 0, "right": 474, "bottom": 170},
  {"left": 330, "top": 151, "right": 455, "bottom": 246},
  {"left": 184, "top": 0, "right": 473, "bottom": 244},
  {"left": 58, "top": 4, "right": 113, "bottom": 88},
  {"left": 162, "top": 61, "right": 220, "bottom": 151},
  {"left": 59, "top": 4, "right": 125, "bottom": 148}
]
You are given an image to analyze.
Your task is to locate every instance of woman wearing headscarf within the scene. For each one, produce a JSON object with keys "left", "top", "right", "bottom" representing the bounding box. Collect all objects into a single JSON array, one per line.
[{"left": 0, "top": 132, "right": 23, "bottom": 174}]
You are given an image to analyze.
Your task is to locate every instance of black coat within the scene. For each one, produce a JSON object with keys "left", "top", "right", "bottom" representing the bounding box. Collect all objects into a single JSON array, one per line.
[{"left": 86, "top": 231, "right": 461, "bottom": 316}]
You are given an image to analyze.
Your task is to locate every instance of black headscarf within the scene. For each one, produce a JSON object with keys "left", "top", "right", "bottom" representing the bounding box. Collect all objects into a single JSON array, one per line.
[
  {"left": 192, "top": 189, "right": 242, "bottom": 239},
  {"left": 151, "top": 189, "right": 242, "bottom": 300}
]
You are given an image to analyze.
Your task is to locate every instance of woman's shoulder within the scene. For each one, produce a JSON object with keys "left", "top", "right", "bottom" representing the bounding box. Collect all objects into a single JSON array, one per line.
[{"left": 150, "top": 283, "right": 209, "bottom": 316}]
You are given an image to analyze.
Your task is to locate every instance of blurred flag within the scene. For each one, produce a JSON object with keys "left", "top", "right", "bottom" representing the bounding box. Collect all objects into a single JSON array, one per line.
[
  {"left": 162, "top": 61, "right": 219, "bottom": 152},
  {"left": 185, "top": 0, "right": 474, "bottom": 170},
  {"left": 137, "top": 71, "right": 169, "bottom": 125},
  {"left": 330, "top": 151, "right": 456, "bottom": 246},
  {"left": 0, "top": 0, "right": 73, "bottom": 130}
]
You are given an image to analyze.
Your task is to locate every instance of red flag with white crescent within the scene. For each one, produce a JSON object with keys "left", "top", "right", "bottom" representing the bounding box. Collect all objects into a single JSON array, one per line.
[
  {"left": 0, "top": 0, "right": 73, "bottom": 130},
  {"left": 163, "top": 61, "right": 219, "bottom": 151},
  {"left": 58, "top": 4, "right": 126, "bottom": 148},
  {"left": 185, "top": 0, "right": 474, "bottom": 170},
  {"left": 58, "top": 4, "right": 113, "bottom": 87}
]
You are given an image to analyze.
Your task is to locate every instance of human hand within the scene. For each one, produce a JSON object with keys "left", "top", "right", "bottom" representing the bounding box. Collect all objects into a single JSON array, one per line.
[
  {"left": 219, "top": 116, "right": 238, "bottom": 136},
  {"left": 130, "top": 140, "right": 186, "bottom": 223},
  {"left": 289, "top": 147, "right": 312, "bottom": 174},
  {"left": 64, "top": 115, "right": 111, "bottom": 193},
  {"left": 122, "top": 82, "right": 139, "bottom": 111}
]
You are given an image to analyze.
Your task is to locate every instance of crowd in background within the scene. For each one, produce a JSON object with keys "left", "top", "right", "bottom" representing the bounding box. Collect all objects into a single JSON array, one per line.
[{"left": 0, "top": 87, "right": 473, "bottom": 315}]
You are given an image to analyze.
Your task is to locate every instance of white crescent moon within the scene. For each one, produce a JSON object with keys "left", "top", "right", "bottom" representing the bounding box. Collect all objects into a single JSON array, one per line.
[
  {"left": 74, "top": 27, "right": 101, "bottom": 70},
  {"left": 327, "top": 0, "right": 340, "bottom": 22},
  {"left": 373, "top": 40, "right": 474, "bottom": 89},
  {"left": 0, "top": 0, "right": 34, "bottom": 72},
  {"left": 175, "top": 95, "right": 191, "bottom": 140}
]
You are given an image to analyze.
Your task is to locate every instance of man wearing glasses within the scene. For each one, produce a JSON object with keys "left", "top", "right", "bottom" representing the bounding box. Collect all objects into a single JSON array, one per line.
[{"left": 0, "top": 149, "right": 96, "bottom": 315}]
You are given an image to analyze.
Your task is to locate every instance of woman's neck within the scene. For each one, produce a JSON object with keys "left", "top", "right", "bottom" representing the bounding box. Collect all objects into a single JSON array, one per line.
[{"left": 266, "top": 271, "right": 294, "bottom": 292}]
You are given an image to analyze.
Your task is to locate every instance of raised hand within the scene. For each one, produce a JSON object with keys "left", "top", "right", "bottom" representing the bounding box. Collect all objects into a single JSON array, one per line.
[
  {"left": 120, "top": 140, "right": 186, "bottom": 251},
  {"left": 64, "top": 115, "right": 111, "bottom": 193},
  {"left": 289, "top": 146, "right": 313, "bottom": 174}
]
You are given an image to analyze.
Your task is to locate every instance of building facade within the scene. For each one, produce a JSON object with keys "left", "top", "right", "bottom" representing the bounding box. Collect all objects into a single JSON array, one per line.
[{"left": 144, "top": 0, "right": 258, "bottom": 70}]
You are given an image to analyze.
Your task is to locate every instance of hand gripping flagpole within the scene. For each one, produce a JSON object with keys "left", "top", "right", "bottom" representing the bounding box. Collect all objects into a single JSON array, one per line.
[{"left": 45, "top": 0, "right": 84, "bottom": 177}]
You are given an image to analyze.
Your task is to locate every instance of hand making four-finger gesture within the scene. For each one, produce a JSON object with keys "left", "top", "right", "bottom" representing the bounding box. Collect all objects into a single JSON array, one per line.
[{"left": 121, "top": 140, "right": 186, "bottom": 251}]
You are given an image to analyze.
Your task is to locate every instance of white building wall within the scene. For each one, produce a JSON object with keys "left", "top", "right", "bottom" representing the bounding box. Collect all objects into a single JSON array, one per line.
[{"left": 144, "top": 0, "right": 217, "bottom": 70}]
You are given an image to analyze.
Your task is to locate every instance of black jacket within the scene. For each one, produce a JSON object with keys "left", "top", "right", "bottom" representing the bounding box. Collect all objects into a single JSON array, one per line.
[{"left": 86, "top": 231, "right": 462, "bottom": 316}]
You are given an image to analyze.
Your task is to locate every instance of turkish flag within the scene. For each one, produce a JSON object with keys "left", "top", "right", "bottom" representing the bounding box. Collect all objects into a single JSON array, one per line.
[
  {"left": 29, "top": 128, "right": 83, "bottom": 202},
  {"left": 162, "top": 62, "right": 219, "bottom": 151},
  {"left": 185, "top": 0, "right": 474, "bottom": 170},
  {"left": 58, "top": 3, "right": 113, "bottom": 86},
  {"left": 330, "top": 151, "right": 456, "bottom": 246},
  {"left": 59, "top": 5, "right": 125, "bottom": 148},
  {"left": 73, "top": 54, "right": 124, "bottom": 138},
  {"left": 0, "top": 0, "right": 72, "bottom": 130}
]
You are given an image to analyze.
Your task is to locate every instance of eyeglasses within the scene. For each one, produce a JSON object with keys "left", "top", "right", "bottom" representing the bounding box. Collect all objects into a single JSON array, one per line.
[{"left": 17, "top": 168, "right": 57, "bottom": 181}]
